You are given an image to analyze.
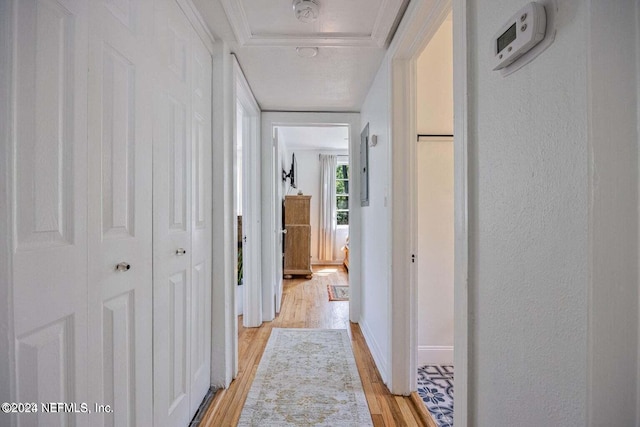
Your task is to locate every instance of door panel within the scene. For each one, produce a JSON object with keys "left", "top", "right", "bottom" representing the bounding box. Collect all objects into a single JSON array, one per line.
[
  {"left": 12, "top": 0, "right": 88, "bottom": 425},
  {"left": 168, "top": 269, "right": 188, "bottom": 410},
  {"left": 87, "top": 0, "right": 154, "bottom": 425},
  {"left": 153, "top": 0, "right": 195, "bottom": 425},
  {"left": 189, "top": 32, "right": 212, "bottom": 415},
  {"left": 8, "top": 0, "right": 211, "bottom": 425}
]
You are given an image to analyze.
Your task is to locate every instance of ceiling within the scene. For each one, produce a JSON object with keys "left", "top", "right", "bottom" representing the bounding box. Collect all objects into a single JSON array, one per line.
[
  {"left": 193, "top": 0, "right": 409, "bottom": 112},
  {"left": 277, "top": 125, "right": 349, "bottom": 151}
]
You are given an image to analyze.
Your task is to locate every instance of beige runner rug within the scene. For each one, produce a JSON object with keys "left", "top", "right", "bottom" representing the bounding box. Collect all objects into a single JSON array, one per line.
[{"left": 238, "top": 328, "right": 373, "bottom": 426}]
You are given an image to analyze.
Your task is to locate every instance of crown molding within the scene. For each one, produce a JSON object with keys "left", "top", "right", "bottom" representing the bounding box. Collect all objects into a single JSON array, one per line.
[
  {"left": 176, "top": 0, "right": 216, "bottom": 53},
  {"left": 220, "top": 0, "right": 404, "bottom": 48}
]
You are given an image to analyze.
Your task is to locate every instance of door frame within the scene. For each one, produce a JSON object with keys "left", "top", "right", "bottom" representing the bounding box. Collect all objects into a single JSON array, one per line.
[
  {"left": 260, "top": 112, "right": 362, "bottom": 322},
  {"left": 232, "top": 56, "right": 262, "bottom": 328},
  {"left": 0, "top": 1, "right": 17, "bottom": 419},
  {"left": 388, "top": 0, "right": 469, "bottom": 424}
]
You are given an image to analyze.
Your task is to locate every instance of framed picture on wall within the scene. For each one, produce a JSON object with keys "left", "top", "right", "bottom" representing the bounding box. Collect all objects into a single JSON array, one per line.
[{"left": 360, "top": 123, "right": 369, "bottom": 207}]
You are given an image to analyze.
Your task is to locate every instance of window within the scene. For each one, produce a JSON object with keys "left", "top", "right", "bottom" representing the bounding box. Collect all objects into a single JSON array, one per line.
[{"left": 336, "top": 163, "right": 349, "bottom": 225}]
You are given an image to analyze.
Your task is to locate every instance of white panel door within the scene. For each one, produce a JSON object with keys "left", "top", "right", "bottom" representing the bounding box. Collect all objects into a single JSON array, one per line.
[
  {"left": 86, "top": 0, "right": 154, "bottom": 425},
  {"left": 12, "top": 0, "right": 89, "bottom": 426},
  {"left": 153, "top": 0, "right": 194, "bottom": 425},
  {"left": 189, "top": 31, "right": 213, "bottom": 416}
]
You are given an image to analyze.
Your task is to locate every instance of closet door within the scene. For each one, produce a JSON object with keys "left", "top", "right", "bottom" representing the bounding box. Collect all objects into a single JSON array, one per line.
[
  {"left": 86, "top": 0, "right": 154, "bottom": 425},
  {"left": 189, "top": 31, "right": 213, "bottom": 416},
  {"left": 11, "top": 1, "right": 89, "bottom": 425},
  {"left": 153, "top": 0, "right": 194, "bottom": 425}
]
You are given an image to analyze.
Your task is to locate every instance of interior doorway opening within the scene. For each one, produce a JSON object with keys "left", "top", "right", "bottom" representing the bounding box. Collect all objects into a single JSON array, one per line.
[
  {"left": 274, "top": 124, "right": 351, "bottom": 320},
  {"left": 233, "top": 57, "right": 262, "bottom": 331},
  {"left": 413, "top": 11, "right": 455, "bottom": 426},
  {"left": 387, "top": 0, "right": 468, "bottom": 423}
]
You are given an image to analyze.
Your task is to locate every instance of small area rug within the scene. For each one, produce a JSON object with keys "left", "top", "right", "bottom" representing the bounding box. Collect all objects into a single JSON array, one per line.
[
  {"left": 327, "top": 285, "right": 349, "bottom": 301},
  {"left": 238, "top": 328, "right": 373, "bottom": 426}
]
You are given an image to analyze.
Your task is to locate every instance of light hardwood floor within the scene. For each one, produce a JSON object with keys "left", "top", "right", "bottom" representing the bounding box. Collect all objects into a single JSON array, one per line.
[{"left": 199, "top": 265, "right": 435, "bottom": 427}]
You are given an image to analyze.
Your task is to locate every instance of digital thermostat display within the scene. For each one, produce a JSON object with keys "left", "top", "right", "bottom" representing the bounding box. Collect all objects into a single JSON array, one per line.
[
  {"left": 497, "top": 24, "right": 517, "bottom": 54},
  {"left": 493, "top": 2, "right": 546, "bottom": 70}
]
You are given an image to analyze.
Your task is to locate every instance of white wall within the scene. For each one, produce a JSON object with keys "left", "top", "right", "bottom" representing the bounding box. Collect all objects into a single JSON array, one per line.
[
  {"left": 291, "top": 150, "right": 349, "bottom": 264},
  {"left": 359, "top": 0, "right": 639, "bottom": 422},
  {"left": 465, "top": 0, "right": 638, "bottom": 424},
  {"left": 586, "top": 2, "right": 638, "bottom": 425},
  {"left": 416, "top": 15, "right": 454, "bottom": 366},
  {"left": 416, "top": 140, "right": 453, "bottom": 365},
  {"left": 236, "top": 104, "right": 243, "bottom": 216},
  {"left": 417, "top": 16, "right": 453, "bottom": 135},
  {"left": 360, "top": 61, "right": 392, "bottom": 383}
]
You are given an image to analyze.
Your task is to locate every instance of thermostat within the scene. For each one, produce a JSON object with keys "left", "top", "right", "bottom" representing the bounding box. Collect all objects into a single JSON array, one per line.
[{"left": 493, "top": 2, "right": 546, "bottom": 71}]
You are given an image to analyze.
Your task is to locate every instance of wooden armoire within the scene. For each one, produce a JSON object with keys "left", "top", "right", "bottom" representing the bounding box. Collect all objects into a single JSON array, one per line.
[{"left": 283, "top": 195, "right": 313, "bottom": 279}]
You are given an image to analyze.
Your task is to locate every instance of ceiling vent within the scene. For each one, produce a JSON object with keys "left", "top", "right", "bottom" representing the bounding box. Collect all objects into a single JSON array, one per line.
[{"left": 293, "top": 0, "right": 320, "bottom": 23}]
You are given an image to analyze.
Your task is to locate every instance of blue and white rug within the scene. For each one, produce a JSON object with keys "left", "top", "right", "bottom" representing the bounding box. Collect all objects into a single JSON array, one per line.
[{"left": 417, "top": 365, "right": 454, "bottom": 427}]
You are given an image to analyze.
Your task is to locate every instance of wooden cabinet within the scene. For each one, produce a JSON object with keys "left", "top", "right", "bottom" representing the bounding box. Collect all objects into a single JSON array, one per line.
[{"left": 283, "top": 195, "right": 313, "bottom": 279}]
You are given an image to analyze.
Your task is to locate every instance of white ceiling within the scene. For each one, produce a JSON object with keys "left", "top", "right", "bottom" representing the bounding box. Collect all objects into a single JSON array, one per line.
[
  {"left": 193, "top": 0, "right": 409, "bottom": 111},
  {"left": 277, "top": 125, "right": 349, "bottom": 151}
]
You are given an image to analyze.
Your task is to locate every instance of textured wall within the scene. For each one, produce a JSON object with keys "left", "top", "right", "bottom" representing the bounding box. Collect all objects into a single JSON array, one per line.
[
  {"left": 467, "top": 0, "right": 638, "bottom": 424},
  {"left": 586, "top": 1, "right": 638, "bottom": 424},
  {"left": 360, "top": 59, "right": 392, "bottom": 383},
  {"left": 468, "top": 0, "right": 589, "bottom": 423}
]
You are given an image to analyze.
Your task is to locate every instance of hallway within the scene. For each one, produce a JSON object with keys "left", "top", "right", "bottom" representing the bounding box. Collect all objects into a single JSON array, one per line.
[{"left": 200, "top": 266, "right": 432, "bottom": 426}]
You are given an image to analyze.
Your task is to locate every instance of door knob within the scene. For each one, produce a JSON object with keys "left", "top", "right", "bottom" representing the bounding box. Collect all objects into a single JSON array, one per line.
[
  {"left": 176, "top": 248, "right": 187, "bottom": 256},
  {"left": 116, "top": 262, "right": 131, "bottom": 272},
  {"left": 281, "top": 229, "right": 287, "bottom": 234}
]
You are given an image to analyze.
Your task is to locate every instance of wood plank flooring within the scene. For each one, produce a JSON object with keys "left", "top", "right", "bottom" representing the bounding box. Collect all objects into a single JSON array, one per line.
[{"left": 199, "top": 265, "right": 433, "bottom": 427}]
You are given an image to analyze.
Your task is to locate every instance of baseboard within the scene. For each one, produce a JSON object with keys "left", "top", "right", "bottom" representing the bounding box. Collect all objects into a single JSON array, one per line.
[
  {"left": 409, "top": 392, "right": 439, "bottom": 427},
  {"left": 311, "top": 260, "right": 344, "bottom": 266},
  {"left": 417, "top": 345, "right": 454, "bottom": 366},
  {"left": 236, "top": 284, "right": 244, "bottom": 316},
  {"left": 359, "top": 319, "right": 389, "bottom": 384}
]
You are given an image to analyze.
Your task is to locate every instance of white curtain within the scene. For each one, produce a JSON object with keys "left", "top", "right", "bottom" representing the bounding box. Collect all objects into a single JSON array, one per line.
[{"left": 318, "top": 154, "right": 337, "bottom": 261}]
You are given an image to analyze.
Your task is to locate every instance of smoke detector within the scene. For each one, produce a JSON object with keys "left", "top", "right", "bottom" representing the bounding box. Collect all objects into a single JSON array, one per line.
[{"left": 293, "top": 0, "right": 320, "bottom": 23}]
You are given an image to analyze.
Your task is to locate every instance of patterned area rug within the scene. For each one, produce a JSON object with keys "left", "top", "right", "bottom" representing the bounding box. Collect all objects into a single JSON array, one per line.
[
  {"left": 327, "top": 285, "right": 349, "bottom": 301},
  {"left": 238, "top": 328, "right": 372, "bottom": 426},
  {"left": 417, "top": 365, "right": 454, "bottom": 427}
]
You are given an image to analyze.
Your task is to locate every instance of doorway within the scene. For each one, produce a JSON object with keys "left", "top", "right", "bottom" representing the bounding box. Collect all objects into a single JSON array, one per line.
[
  {"left": 233, "top": 58, "right": 262, "bottom": 329},
  {"left": 414, "top": 12, "right": 454, "bottom": 426},
  {"left": 388, "top": 0, "right": 469, "bottom": 424},
  {"left": 275, "top": 125, "right": 351, "bottom": 315},
  {"left": 259, "top": 112, "right": 362, "bottom": 323}
]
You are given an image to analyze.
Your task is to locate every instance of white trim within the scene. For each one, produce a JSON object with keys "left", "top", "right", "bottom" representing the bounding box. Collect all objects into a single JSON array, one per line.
[
  {"left": 175, "top": 0, "right": 216, "bottom": 53},
  {"left": 0, "top": 1, "right": 16, "bottom": 424},
  {"left": 260, "top": 112, "right": 361, "bottom": 322},
  {"left": 452, "top": 0, "right": 469, "bottom": 423},
  {"left": 360, "top": 318, "right": 389, "bottom": 383},
  {"left": 312, "top": 261, "right": 343, "bottom": 266},
  {"left": 219, "top": 0, "right": 404, "bottom": 48},
  {"left": 210, "top": 41, "right": 236, "bottom": 388},
  {"left": 636, "top": 4, "right": 640, "bottom": 424},
  {"left": 417, "top": 346, "right": 455, "bottom": 366},
  {"left": 388, "top": 0, "right": 469, "bottom": 424},
  {"left": 233, "top": 56, "right": 262, "bottom": 328}
]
